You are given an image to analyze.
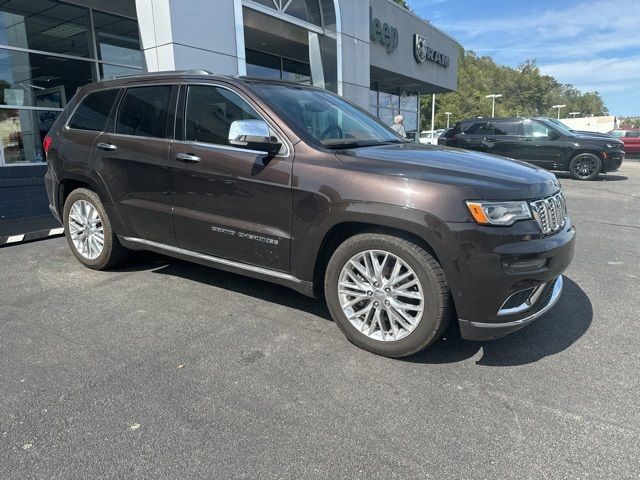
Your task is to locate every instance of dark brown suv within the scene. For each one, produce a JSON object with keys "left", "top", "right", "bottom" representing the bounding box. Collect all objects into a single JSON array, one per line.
[{"left": 44, "top": 71, "right": 575, "bottom": 357}]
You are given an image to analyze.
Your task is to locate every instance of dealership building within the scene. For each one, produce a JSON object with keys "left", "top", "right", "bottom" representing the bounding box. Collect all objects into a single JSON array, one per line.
[{"left": 0, "top": 0, "right": 458, "bottom": 234}]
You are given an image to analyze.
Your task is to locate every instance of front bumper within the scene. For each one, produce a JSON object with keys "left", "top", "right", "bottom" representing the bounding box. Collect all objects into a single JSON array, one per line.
[
  {"left": 459, "top": 275, "right": 563, "bottom": 340},
  {"left": 440, "top": 217, "right": 575, "bottom": 341},
  {"left": 602, "top": 149, "right": 624, "bottom": 171}
]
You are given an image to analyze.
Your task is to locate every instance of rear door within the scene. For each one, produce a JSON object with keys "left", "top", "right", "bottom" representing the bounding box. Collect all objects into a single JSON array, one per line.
[
  {"left": 169, "top": 83, "right": 292, "bottom": 272},
  {"left": 485, "top": 120, "right": 523, "bottom": 159},
  {"left": 90, "top": 84, "right": 177, "bottom": 245},
  {"left": 453, "top": 121, "right": 488, "bottom": 151}
]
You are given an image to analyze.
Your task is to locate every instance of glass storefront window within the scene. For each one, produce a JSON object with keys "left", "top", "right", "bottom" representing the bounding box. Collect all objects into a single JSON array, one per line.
[
  {"left": 400, "top": 92, "right": 418, "bottom": 112},
  {"left": 248, "top": 0, "right": 322, "bottom": 27},
  {"left": 0, "top": 108, "right": 58, "bottom": 165},
  {"left": 0, "top": 1, "right": 92, "bottom": 58},
  {"left": 93, "top": 11, "right": 143, "bottom": 67},
  {"left": 0, "top": 48, "right": 95, "bottom": 108},
  {"left": 246, "top": 49, "right": 311, "bottom": 84},
  {"left": 378, "top": 91, "right": 399, "bottom": 110},
  {"left": 401, "top": 110, "right": 418, "bottom": 132},
  {"left": 282, "top": 58, "right": 310, "bottom": 84}
]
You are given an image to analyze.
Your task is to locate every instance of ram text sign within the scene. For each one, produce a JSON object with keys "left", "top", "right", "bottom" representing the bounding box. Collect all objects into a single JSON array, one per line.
[{"left": 414, "top": 34, "right": 450, "bottom": 67}]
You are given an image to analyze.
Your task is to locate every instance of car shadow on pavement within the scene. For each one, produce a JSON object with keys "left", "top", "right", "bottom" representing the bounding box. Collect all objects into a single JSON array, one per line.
[
  {"left": 555, "top": 172, "right": 628, "bottom": 182},
  {"left": 140, "top": 256, "right": 332, "bottom": 320},
  {"left": 407, "top": 276, "right": 592, "bottom": 367},
  {"left": 127, "top": 255, "right": 591, "bottom": 367}
]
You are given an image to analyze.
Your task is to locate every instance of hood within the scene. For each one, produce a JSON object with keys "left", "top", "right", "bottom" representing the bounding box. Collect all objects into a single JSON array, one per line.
[{"left": 336, "top": 143, "right": 560, "bottom": 201}]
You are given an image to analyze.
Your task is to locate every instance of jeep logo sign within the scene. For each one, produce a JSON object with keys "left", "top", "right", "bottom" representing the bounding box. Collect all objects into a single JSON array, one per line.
[
  {"left": 369, "top": 7, "right": 398, "bottom": 53},
  {"left": 414, "top": 34, "right": 450, "bottom": 67}
]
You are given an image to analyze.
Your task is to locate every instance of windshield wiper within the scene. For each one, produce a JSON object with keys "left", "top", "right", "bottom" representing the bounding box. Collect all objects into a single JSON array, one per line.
[{"left": 324, "top": 139, "right": 406, "bottom": 150}]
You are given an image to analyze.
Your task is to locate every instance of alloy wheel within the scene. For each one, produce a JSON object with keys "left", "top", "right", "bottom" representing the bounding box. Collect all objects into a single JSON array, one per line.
[
  {"left": 572, "top": 156, "right": 598, "bottom": 179},
  {"left": 68, "top": 200, "right": 104, "bottom": 260},
  {"left": 338, "top": 249, "right": 424, "bottom": 342}
]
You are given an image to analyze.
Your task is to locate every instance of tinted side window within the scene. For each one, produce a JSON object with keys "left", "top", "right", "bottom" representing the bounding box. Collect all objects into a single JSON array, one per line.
[
  {"left": 493, "top": 121, "right": 521, "bottom": 136},
  {"left": 626, "top": 131, "right": 640, "bottom": 138},
  {"left": 460, "top": 121, "right": 487, "bottom": 135},
  {"left": 116, "top": 86, "right": 172, "bottom": 138},
  {"left": 68, "top": 89, "right": 119, "bottom": 131},
  {"left": 524, "top": 120, "right": 551, "bottom": 137},
  {"left": 184, "top": 85, "right": 261, "bottom": 145}
]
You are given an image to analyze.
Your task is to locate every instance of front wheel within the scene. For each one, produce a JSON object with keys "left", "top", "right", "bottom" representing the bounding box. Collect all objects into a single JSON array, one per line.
[
  {"left": 324, "top": 233, "right": 451, "bottom": 358},
  {"left": 569, "top": 153, "right": 601, "bottom": 180}
]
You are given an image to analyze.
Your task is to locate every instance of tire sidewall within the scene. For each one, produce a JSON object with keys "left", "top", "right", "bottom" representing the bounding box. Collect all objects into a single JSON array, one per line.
[
  {"left": 325, "top": 234, "right": 446, "bottom": 357},
  {"left": 63, "top": 189, "right": 115, "bottom": 270},
  {"left": 570, "top": 153, "right": 601, "bottom": 180}
]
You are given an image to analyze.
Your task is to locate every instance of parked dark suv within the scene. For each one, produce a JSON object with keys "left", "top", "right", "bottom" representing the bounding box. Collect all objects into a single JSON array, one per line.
[
  {"left": 44, "top": 71, "right": 575, "bottom": 357},
  {"left": 439, "top": 117, "right": 624, "bottom": 180}
]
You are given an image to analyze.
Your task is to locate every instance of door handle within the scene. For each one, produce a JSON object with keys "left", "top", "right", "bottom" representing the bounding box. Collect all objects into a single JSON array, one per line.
[
  {"left": 484, "top": 137, "right": 496, "bottom": 142},
  {"left": 175, "top": 152, "right": 201, "bottom": 162},
  {"left": 523, "top": 137, "right": 534, "bottom": 142},
  {"left": 96, "top": 142, "right": 117, "bottom": 151}
]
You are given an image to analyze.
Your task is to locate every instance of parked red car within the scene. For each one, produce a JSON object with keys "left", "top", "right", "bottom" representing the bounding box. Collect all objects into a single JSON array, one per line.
[{"left": 609, "top": 129, "right": 640, "bottom": 155}]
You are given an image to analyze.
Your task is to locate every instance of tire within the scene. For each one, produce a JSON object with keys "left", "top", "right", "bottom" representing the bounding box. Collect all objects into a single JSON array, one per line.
[
  {"left": 324, "top": 233, "right": 451, "bottom": 358},
  {"left": 63, "top": 188, "right": 128, "bottom": 270},
  {"left": 569, "top": 153, "right": 602, "bottom": 180}
]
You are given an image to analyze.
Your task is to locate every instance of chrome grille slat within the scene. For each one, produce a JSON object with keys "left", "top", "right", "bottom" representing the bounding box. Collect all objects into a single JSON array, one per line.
[{"left": 530, "top": 192, "right": 567, "bottom": 234}]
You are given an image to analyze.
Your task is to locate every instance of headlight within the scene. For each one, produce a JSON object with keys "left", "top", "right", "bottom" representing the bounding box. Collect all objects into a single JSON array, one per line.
[
  {"left": 605, "top": 142, "right": 623, "bottom": 148},
  {"left": 466, "top": 200, "right": 532, "bottom": 226}
]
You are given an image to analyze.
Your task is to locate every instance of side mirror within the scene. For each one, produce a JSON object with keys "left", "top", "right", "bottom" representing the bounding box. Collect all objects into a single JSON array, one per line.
[
  {"left": 548, "top": 130, "right": 561, "bottom": 140},
  {"left": 228, "top": 119, "right": 282, "bottom": 156}
]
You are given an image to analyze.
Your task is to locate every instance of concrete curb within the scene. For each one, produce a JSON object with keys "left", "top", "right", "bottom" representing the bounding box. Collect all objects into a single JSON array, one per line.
[{"left": 0, "top": 227, "right": 64, "bottom": 248}]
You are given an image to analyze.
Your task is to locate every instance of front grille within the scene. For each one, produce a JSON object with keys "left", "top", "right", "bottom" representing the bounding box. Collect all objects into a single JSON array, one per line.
[{"left": 530, "top": 192, "right": 567, "bottom": 235}]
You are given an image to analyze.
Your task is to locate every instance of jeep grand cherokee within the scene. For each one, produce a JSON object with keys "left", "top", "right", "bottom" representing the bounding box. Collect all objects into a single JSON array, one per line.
[{"left": 44, "top": 71, "right": 575, "bottom": 357}]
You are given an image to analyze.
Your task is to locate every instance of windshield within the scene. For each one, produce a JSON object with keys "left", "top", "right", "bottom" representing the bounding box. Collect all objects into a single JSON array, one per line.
[
  {"left": 249, "top": 83, "right": 404, "bottom": 148},
  {"left": 539, "top": 118, "right": 575, "bottom": 137}
]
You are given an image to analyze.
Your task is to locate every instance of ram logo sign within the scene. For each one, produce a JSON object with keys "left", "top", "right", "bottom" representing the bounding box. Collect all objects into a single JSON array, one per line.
[{"left": 414, "top": 34, "right": 450, "bottom": 68}]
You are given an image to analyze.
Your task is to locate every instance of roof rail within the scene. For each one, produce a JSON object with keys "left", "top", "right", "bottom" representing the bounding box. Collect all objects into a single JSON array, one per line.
[{"left": 111, "top": 69, "right": 213, "bottom": 79}]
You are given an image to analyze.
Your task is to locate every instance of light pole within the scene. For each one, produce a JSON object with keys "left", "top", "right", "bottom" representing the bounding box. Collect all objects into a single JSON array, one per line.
[
  {"left": 445, "top": 111, "right": 452, "bottom": 128},
  {"left": 431, "top": 94, "right": 435, "bottom": 133},
  {"left": 552, "top": 104, "right": 566, "bottom": 119},
  {"left": 569, "top": 111, "right": 581, "bottom": 118},
  {"left": 485, "top": 94, "right": 502, "bottom": 118}
]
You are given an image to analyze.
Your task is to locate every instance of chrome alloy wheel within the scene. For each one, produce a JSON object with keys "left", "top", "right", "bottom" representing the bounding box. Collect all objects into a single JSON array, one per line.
[
  {"left": 68, "top": 200, "right": 104, "bottom": 260},
  {"left": 338, "top": 249, "right": 425, "bottom": 342}
]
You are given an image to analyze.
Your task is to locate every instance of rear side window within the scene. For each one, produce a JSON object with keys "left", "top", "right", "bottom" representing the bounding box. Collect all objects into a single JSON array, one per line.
[
  {"left": 116, "top": 85, "right": 172, "bottom": 138},
  {"left": 68, "top": 89, "right": 119, "bottom": 131},
  {"left": 626, "top": 131, "right": 640, "bottom": 138},
  {"left": 492, "top": 121, "right": 522, "bottom": 136}
]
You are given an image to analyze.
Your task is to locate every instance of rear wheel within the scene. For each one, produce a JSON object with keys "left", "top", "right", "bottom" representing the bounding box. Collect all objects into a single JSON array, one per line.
[
  {"left": 324, "top": 233, "right": 451, "bottom": 357},
  {"left": 63, "top": 188, "right": 128, "bottom": 270},
  {"left": 569, "top": 153, "right": 601, "bottom": 180}
]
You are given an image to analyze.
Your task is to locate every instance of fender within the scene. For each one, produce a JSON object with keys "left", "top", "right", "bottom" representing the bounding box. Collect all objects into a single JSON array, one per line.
[
  {"left": 56, "top": 169, "right": 127, "bottom": 235},
  {"left": 291, "top": 200, "right": 469, "bottom": 309}
]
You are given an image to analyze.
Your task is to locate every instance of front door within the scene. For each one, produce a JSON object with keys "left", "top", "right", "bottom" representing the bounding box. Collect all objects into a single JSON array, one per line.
[
  {"left": 169, "top": 84, "right": 292, "bottom": 272},
  {"left": 520, "top": 119, "right": 567, "bottom": 168},
  {"left": 90, "top": 84, "right": 177, "bottom": 245}
]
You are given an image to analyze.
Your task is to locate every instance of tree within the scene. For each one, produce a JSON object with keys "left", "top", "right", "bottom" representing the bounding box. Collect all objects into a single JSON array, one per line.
[
  {"left": 421, "top": 49, "right": 609, "bottom": 129},
  {"left": 392, "top": 0, "right": 411, "bottom": 10}
]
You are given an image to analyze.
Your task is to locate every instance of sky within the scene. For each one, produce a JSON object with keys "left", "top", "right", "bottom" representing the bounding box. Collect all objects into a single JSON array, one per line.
[{"left": 408, "top": 0, "right": 640, "bottom": 116}]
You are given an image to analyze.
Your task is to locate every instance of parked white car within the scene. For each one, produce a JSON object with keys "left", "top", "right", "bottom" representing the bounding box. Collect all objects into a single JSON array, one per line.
[{"left": 419, "top": 129, "right": 445, "bottom": 145}]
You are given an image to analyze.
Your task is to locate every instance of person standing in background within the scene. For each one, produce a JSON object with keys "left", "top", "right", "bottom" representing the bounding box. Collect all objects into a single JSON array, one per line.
[{"left": 391, "top": 114, "right": 406, "bottom": 138}]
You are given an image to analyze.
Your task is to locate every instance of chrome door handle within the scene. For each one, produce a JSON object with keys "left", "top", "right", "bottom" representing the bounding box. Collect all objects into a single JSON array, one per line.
[
  {"left": 523, "top": 137, "right": 534, "bottom": 142},
  {"left": 96, "top": 142, "right": 117, "bottom": 151},
  {"left": 175, "top": 152, "right": 201, "bottom": 162}
]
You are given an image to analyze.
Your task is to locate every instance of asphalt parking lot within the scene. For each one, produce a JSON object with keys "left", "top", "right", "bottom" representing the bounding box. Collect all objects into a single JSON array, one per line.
[{"left": 1, "top": 162, "right": 639, "bottom": 479}]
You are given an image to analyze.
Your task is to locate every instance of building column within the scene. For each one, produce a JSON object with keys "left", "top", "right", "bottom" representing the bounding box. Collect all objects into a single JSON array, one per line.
[
  {"left": 135, "top": 0, "right": 245, "bottom": 75},
  {"left": 336, "top": 0, "right": 370, "bottom": 108}
]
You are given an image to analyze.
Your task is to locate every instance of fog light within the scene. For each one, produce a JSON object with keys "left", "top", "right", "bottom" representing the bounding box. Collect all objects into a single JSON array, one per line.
[{"left": 505, "top": 258, "right": 547, "bottom": 273}]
